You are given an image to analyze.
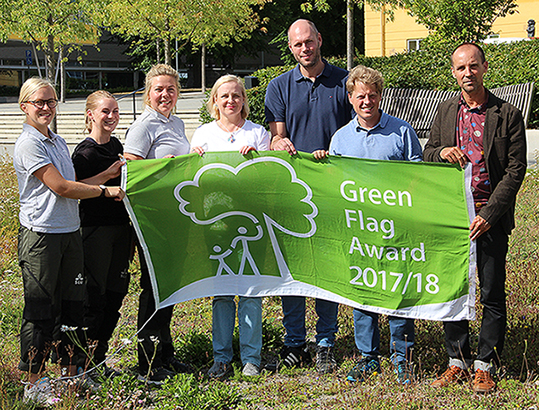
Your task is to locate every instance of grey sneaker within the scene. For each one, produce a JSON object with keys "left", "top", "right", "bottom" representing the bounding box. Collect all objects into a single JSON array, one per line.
[
  {"left": 208, "top": 361, "right": 232, "bottom": 379},
  {"left": 23, "top": 377, "right": 59, "bottom": 406},
  {"left": 242, "top": 363, "right": 260, "bottom": 376},
  {"left": 315, "top": 345, "right": 337, "bottom": 374},
  {"left": 58, "top": 368, "right": 101, "bottom": 394}
]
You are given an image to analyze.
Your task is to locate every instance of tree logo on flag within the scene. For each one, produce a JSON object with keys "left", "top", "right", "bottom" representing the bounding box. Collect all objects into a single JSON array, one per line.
[{"left": 174, "top": 157, "right": 318, "bottom": 279}]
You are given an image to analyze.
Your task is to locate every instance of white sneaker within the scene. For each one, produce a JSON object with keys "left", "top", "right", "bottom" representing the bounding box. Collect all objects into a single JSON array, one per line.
[
  {"left": 242, "top": 363, "right": 260, "bottom": 376},
  {"left": 23, "top": 377, "right": 59, "bottom": 406}
]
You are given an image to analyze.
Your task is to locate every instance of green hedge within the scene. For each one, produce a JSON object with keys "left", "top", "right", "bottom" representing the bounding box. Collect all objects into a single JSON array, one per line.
[{"left": 224, "top": 39, "right": 539, "bottom": 129}]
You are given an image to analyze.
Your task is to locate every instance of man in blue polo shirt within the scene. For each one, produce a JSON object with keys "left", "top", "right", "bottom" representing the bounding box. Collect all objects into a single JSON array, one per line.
[{"left": 264, "top": 18, "right": 352, "bottom": 374}]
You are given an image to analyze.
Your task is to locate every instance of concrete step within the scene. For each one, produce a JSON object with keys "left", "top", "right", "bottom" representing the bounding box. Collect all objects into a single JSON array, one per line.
[{"left": 0, "top": 111, "right": 201, "bottom": 146}]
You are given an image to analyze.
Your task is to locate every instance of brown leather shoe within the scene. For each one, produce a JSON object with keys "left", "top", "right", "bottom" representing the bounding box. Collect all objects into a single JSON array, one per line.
[
  {"left": 431, "top": 365, "right": 469, "bottom": 388},
  {"left": 472, "top": 369, "right": 496, "bottom": 393}
]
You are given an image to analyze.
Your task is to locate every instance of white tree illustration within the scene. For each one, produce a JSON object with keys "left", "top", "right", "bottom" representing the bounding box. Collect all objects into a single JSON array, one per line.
[{"left": 174, "top": 157, "right": 318, "bottom": 279}]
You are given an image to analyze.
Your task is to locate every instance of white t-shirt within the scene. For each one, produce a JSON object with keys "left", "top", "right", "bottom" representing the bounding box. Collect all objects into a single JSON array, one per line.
[
  {"left": 191, "top": 120, "right": 270, "bottom": 152},
  {"left": 124, "top": 107, "right": 190, "bottom": 159}
]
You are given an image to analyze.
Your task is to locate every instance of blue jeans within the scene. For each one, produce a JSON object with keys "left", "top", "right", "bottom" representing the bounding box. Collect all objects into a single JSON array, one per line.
[
  {"left": 212, "top": 296, "right": 262, "bottom": 366},
  {"left": 281, "top": 296, "right": 338, "bottom": 347},
  {"left": 353, "top": 308, "right": 414, "bottom": 363}
]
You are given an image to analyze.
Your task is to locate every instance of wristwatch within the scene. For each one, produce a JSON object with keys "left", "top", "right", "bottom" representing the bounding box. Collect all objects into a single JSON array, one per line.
[{"left": 99, "top": 185, "right": 107, "bottom": 198}]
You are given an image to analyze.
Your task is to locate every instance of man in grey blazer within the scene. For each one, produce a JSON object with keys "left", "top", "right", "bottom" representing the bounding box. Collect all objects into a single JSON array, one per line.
[{"left": 424, "top": 42, "right": 526, "bottom": 393}]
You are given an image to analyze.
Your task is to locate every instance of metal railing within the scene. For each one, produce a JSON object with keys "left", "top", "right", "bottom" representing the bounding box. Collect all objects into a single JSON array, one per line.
[{"left": 117, "top": 87, "right": 144, "bottom": 121}]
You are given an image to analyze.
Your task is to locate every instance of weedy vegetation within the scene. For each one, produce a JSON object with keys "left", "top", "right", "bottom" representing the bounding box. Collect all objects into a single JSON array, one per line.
[{"left": 1, "top": 154, "right": 538, "bottom": 409}]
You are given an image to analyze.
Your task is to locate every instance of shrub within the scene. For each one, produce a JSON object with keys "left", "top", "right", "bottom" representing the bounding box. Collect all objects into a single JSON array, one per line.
[{"left": 237, "top": 39, "right": 539, "bottom": 129}]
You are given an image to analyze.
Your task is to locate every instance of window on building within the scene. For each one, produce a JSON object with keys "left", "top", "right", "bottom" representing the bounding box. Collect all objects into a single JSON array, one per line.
[{"left": 407, "top": 39, "right": 422, "bottom": 52}]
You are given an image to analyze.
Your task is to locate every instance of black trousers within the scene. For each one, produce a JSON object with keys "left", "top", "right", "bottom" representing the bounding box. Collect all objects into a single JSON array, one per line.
[
  {"left": 137, "top": 245, "right": 175, "bottom": 373},
  {"left": 443, "top": 222, "right": 508, "bottom": 366},
  {"left": 82, "top": 224, "right": 133, "bottom": 364}
]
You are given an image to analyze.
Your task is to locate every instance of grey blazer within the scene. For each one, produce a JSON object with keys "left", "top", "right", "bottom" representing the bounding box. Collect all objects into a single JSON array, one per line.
[{"left": 424, "top": 90, "right": 527, "bottom": 235}]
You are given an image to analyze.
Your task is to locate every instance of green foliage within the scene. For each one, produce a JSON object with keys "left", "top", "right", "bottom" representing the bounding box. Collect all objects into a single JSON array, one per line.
[
  {"left": 245, "top": 40, "right": 539, "bottom": 129},
  {"left": 0, "top": 0, "right": 105, "bottom": 82},
  {"left": 174, "top": 331, "right": 213, "bottom": 370},
  {"left": 154, "top": 374, "right": 241, "bottom": 409},
  {"left": 398, "top": 0, "right": 518, "bottom": 44},
  {"left": 105, "top": 0, "right": 268, "bottom": 65}
]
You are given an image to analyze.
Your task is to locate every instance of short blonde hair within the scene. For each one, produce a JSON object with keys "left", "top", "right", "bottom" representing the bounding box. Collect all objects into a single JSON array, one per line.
[
  {"left": 19, "top": 77, "right": 57, "bottom": 109},
  {"left": 206, "top": 74, "right": 249, "bottom": 120},
  {"left": 143, "top": 64, "right": 180, "bottom": 110},
  {"left": 85, "top": 90, "right": 116, "bottom": 132},
  {"left": 346, "top": 65, "right": 384, "bottom": 94}
]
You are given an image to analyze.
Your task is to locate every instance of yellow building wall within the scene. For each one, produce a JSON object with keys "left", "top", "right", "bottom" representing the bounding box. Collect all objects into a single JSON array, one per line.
[
  {"left": 364, "top": 0, "right": 539, "bottom": 57},
  {"left": 0, "top": 71, "right": 19, "bottom": 87}
]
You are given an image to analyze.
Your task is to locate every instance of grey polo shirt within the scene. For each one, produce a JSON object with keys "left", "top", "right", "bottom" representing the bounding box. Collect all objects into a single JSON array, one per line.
[
  {"left": 13, "top": 124, "right": 80, "bottom": 233},
  {"left": 124, "top": 107, "right": 190, "bottom": 159}
]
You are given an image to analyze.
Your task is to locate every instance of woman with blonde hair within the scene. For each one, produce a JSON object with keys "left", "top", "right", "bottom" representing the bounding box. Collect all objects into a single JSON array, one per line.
[
  {"left": 124, "top": 64, "right": 191, "bottom": 384},
  {"left": 191, "top": 74, "right": 270, "bottom": 378},
  {"left": 72, "top": 90, "right": 133, "bottom": 380},
  {"left": 14, "top": 78, "right": 124, "bottom": 405}
]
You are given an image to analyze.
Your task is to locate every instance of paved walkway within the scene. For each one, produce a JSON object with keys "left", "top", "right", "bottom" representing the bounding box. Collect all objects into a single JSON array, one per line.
[
  {"left": 0, "top": 91, "right": 206, "bottom": 157},
  {"left": 0, "top": 90, "right": 206, "bottom": 113}
]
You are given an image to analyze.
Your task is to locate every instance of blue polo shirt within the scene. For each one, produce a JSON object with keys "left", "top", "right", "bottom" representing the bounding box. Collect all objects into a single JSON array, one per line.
[
  {"left": 329, "top": 111, "right": 423, "bottom": 162},
  {"left": 264, "top": 60, "right": 351, "bottom": 152}
]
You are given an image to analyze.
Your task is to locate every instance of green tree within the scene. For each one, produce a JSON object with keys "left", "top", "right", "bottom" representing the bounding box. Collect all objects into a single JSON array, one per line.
[
  {"left": 0, "top": 0, "right": 105, "bottom": 84},
  {"left": 396, "top": 0, "right": 518, "bottom": 44},
  {"left": 105, "top": 0, "right": 268, "bottom": 66},
  {"left": 300, "top": 0, "right": 518, "bottom": 48}
]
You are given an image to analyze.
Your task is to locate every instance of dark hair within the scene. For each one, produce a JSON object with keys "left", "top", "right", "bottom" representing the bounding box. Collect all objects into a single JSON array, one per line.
[{"left": 451, "top": 42, "right": 486, "bottom": 65}]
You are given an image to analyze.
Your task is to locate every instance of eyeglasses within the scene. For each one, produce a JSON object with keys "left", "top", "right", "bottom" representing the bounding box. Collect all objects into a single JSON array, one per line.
[{"left": 25, "top": 99, "right": 58, "bottom": 109}]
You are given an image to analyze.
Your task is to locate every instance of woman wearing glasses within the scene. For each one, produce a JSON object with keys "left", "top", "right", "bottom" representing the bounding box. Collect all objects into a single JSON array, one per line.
[{"left": 13, "top": 78, "right": 124, "bottom": 406}]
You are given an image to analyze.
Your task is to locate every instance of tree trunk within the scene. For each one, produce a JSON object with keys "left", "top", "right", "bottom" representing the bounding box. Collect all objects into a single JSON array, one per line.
[
  {"left": 347, "top": 0, "right": 354, "bottom": 71},
  {"left": 60, "top": 47, "right": 66, "bottom": 103},
  {"left": 164, "top": 39, "right": 171, "bottom": 65},
  {"left": 45, "top": 34, "right": 56, "bottom": 84},
  {"left": 201, "top": 43, "right": 206, "bottom": 92},
  {"left": 45, "top": 33, "right": 57, "bottom": 133}
]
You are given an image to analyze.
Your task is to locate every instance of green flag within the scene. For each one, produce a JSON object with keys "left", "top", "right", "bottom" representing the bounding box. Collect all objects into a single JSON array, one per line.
[{"left": 122, "top": 150, "right": 476, "bottom": 321}]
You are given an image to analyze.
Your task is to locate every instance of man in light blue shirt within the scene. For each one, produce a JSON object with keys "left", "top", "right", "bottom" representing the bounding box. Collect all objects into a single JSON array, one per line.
[
  {"left": 315, "top": 65, "right": 421, "bottom": 384},
  {"left": 328, "top": 72, "right": 422, "bottom": 162}
]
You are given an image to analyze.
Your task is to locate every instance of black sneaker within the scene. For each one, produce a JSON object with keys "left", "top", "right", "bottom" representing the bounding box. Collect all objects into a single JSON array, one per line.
[
  {"left": 280, "top": 344, "right": 311, "bottom": 368},
  {"left": 346, "top": 357, "right": 381, "bottom": 382},
  {"left": 137, "top": 367, "right": 175, "bottom": 386},
  {"left": 207, "top": 361, "right": 232, "bottom": 379},
  {"left": 315, "top": 345, "right": 337, "bottom": 374},
  {"left": 163, "top": 356, "right": 194, "bottom": 374},
  {"left": 89, "top": 364, "right": 121, "bottom": 383}
]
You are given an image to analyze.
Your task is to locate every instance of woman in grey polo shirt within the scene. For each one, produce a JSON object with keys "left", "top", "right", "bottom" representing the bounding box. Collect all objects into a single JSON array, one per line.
[
  {"left": 13, "top": 77, "right": 124, "bottom": 406},
  {"left": 124, "top": 64, "right": 191, "bottom": 384}
]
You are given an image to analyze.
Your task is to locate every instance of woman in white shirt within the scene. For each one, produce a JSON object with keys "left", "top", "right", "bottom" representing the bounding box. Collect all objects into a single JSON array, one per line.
[{"left": 191, "top": 74, "right": 270, "bottom": 378}]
